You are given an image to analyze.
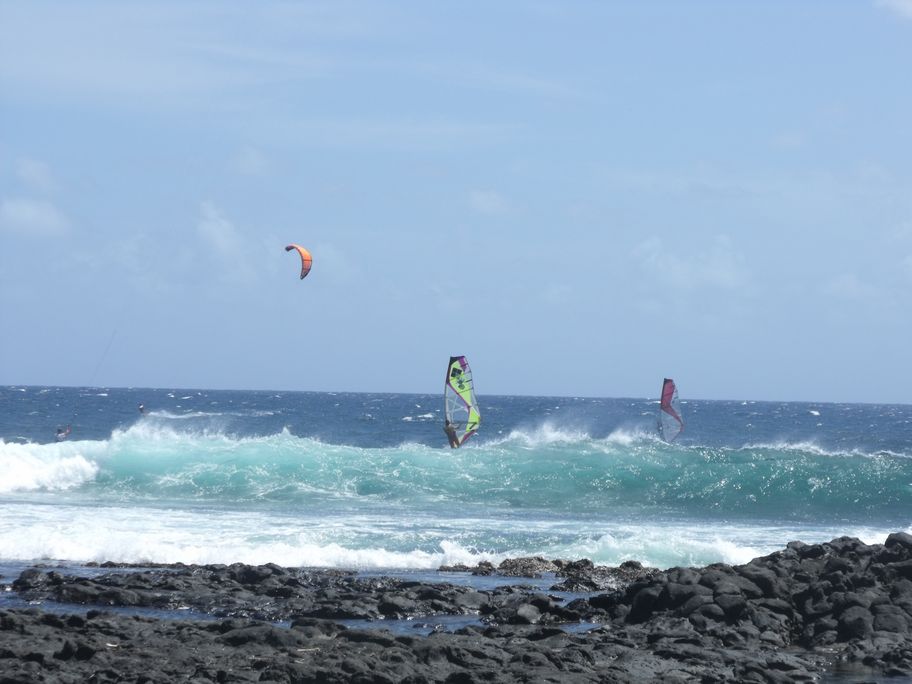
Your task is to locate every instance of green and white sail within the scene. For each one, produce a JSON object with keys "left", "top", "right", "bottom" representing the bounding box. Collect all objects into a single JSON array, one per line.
[{"left": 444, "top": 356, "right": 481, "bottom": 446}]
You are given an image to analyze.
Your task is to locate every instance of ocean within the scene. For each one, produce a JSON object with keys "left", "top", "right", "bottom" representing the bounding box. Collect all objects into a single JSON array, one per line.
[{"left": 1, "top": 385, "right": 911, "bottom": 572}]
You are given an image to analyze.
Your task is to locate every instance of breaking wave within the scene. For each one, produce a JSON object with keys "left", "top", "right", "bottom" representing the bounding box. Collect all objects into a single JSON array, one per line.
[{"left": 3, "top": 422, "right": 911, "bottom": 524}]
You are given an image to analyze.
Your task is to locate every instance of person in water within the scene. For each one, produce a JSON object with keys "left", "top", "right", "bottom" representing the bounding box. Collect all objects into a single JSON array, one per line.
[
  {"left": 55, "top": 425, "right": 71, "bottom": 442},
  {"left": 138, "top": 403, "right": 146, "bottom": 415},
  {"left": 444, "top": 420, "right": 460, "bottom": 449}
]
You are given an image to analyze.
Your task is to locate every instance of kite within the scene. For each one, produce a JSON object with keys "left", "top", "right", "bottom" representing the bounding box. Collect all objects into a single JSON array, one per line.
[{"left": 285, "top": 244, "right": 313, "bottom": 280}]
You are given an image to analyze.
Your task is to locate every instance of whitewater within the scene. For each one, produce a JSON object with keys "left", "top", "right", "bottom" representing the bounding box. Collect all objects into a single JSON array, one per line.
[{"left": 1, "top": 386, "right": 911, "bottom": 572}]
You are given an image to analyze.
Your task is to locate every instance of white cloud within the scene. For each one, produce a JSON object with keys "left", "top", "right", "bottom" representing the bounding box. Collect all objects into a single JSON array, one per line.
[
  {"left": 0, "top": 6, "right": 516, "bottom": 152},
  {"left": 633, "top": 235, "right": 748, "bottom": 291},
  {"left": 876, "top": 0, "right": 912, "bottom": 19},
  {"left": 196, "top": 201, "right": 255, "bottom": 283},
  {"left": 16, "top": 158, "right": 55, "bottom": 192},
  {"left": 469, "top": 190, "right": 512, "bottom": 216},
  {"left": 0, "top": 4, "right": 354, "bottom": 115},
  {"left": 0, "top": 4, "right": 376, "bottom": 109},
  {"left": 0, "top": 197, "right": 68, "bottom": 235},
  {"left": 198, "top": 202, "right": 242, "bottom": 255}
]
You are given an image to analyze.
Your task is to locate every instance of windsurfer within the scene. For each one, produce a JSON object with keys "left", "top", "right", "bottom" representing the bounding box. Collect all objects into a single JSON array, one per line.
[{"left": 444, "top": 420, "right": 460, "bottom": 449}]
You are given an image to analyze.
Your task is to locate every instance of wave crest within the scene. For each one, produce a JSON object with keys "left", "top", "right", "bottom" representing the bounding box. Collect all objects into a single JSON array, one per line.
[{"left": 0, "top": 440, "right": 99, "bottom": 493}]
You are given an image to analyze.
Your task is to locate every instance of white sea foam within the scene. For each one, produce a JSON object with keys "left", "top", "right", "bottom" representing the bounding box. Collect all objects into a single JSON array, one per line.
[
  {"left": 1, "top": 501, "right": 902, "bottom": 570},
  {"left": 600, "top": 427, "right": 656, "bottom": 447},
  {"left": 738, "top": 440, "right": 911, "bottom": 460},
  {"left": 0, "top": 504, "right": 501, "bottom": 568},
  {"left": 0, "top": 440, "right": 100, "bottom": 493},
  {"left": 144, "top": 410, "right": 218, "bottom": 420},
  {"left": 401, "top": 413, "right": 435, "bottom": 422},
  {"left": 488, "top": 422, "right": 590, "bottom": 447},
  {"left": 556, "top": 523, "right": 900, "bottom": 569}
]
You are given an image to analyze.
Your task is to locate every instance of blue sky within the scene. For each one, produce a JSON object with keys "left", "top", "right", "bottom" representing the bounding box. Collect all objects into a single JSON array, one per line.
[{"left": 1, "top": 1, "right": 911, "bottom": 403}]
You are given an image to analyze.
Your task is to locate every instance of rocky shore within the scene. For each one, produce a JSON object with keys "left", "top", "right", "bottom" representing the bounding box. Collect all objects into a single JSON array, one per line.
[{"left": 4, "top": 533, "right": 912, "bottom": 682}]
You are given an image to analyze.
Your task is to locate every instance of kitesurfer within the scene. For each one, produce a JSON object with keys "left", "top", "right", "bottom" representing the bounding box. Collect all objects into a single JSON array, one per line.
[
  {"left": 138, "top": 403, "right": 146, "bottom": 415},
  {"left": 55, "top": 425, "right": 71, "bottom": 442},
  {"left": 444, "top": 420, "right": 460, "bottom": 449}
]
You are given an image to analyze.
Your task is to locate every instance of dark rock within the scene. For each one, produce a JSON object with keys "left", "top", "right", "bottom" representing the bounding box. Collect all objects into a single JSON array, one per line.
[
  {"left": 497, "top": 557, "right": 557, "bottom": 577},
  {"left": 677, "top": 593, "right": 714, "bottom": 617},
  {"left": 716, "top": 593, "right": 747, "bottom": 621},
  {"left": 75, "top": 642, "right": 95, "bottom": 660},
  {"left": 885, "top": 532, "right": 912, "bottom": 553},
  {"left": 54, "top": 640, "right": 76, "bottom": 660},
  {"left": 12, "top": 568, "right": 47, "bottom": 591},
  {"left": 627, "top": 585, "right": 662, "bottom": 623},
  {"left": 378, "top": 595, "right": 416, "bottom": 616},
  {"left": 471, "top": 561, "right": 496, "bottom": 576},
  {"left": 339, "top": 629, "right": 398, "bottom": 648},
  {"left": 5, "top": 537, "right": 912, "bottom": 682},
  {"left": 888, "top": 560, "right": 912, "bottom": 580},
  {"left": 838, "top": 606, "right": 874, "bottom": 640},
  {"left": 453, "top": 590, "right": 488, "bottom": 611},
  {"left": 217, "top": 623, "right": 301, "bottom": 648},
  {"left": 511, "top": 603, "right": 540, "bottom": 624},
  {"left": 873, "top": 605, "right": 909, "bottom": 633},
  {"left": 664, "top": 581, "right": 711, "bottom": 608}
]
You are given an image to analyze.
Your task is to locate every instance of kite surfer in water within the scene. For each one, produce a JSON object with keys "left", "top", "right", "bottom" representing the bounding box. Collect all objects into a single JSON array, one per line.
[
  {"left": 444, "top": 420, "right": 460, "bottom": 449},
  {"left": 55, "top": 425, "right": 71, "bottom": 442}
]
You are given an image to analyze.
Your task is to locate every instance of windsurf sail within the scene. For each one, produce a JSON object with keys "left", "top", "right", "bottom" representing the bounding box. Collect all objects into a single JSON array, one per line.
[
  {"left": 658, "top": 377, "right": 684, "bottom": 442},
  {"left": 444, "top": 356, "right": 481, "bottom": 446}
]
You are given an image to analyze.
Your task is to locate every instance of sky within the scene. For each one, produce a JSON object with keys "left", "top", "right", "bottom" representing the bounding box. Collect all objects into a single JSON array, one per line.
[{"left": 1, "top": 1, "right": 911, "bottom": 403}]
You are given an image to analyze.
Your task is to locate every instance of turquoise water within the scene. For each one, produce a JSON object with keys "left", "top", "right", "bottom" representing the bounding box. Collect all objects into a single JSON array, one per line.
[{"left": 1, "top": 386, "right": 910, "bottom": 569}]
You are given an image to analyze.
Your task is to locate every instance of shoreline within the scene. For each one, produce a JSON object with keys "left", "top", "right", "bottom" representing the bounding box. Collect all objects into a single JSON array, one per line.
[{"left": 3, "top": 535, "right": 912, "bottom": 681}]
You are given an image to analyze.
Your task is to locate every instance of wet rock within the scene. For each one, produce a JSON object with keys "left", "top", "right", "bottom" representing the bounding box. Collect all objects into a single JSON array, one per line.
[
  {"left": 496, "top": 557, "right": 557, "bottom": 577},
  {"left": 12, "top": 568, "right": 47, "bottom": 591}
]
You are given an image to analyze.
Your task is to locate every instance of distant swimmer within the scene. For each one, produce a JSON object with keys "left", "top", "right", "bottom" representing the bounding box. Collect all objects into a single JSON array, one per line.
[
  {"left": 55, "top": 425, "right": 71, "bottom": 442},
  {"left": 444, "top": 420, "right": 460, "bottom": 449}
]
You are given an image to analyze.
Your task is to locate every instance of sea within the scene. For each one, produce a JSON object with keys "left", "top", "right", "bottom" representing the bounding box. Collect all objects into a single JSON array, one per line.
[{"left": 1, "top": 385, "right": 911, "bottom": 572}]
